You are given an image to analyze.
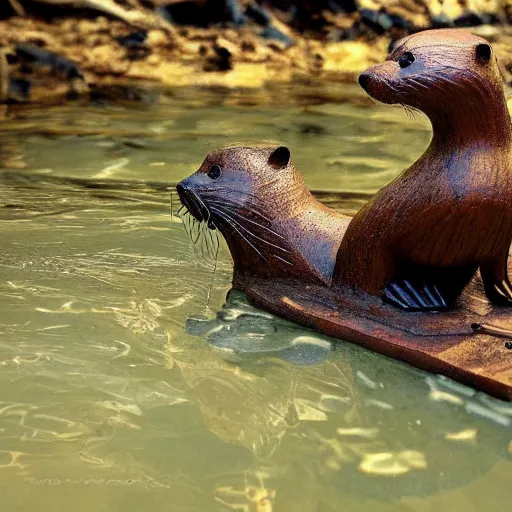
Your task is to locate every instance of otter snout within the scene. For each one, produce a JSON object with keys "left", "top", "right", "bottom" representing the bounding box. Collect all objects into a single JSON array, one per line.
[
  {"left": 357, "top": 61, "right": 400, "bottom": 105},
  {"left": 176, "top": 179, "right": 209, "bottom": 223},
  {"left": 358, "top": 73, "right": 371, "bottom": 92}
]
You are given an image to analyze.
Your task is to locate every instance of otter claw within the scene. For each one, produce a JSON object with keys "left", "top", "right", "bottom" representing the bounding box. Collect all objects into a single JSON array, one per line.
[
  {"left": 384, "top": 280, "right": 448, "bottom": 311},
  {"left": 383, "top": 283, "right": 410, "bottom": 309},
  {"left": 500, "top": 279, "right": 512, "bottom": 297},
  {"left": 490, "top": 281, "right": 512, "bottom": 306}
]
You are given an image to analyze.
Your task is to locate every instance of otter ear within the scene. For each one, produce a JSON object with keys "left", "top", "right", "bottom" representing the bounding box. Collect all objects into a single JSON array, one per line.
[
  {"left": 475, "top": 42, "right": 492, "bottom": 64},
  {"left": 268, "top": 146, "right": 291, "bottom": 170}
]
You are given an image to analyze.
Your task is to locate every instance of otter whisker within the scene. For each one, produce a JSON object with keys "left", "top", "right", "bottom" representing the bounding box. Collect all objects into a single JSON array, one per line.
[
  {"left": 211, "top": 208, "right": 267, "bottom": 261},
  {"left": 180, "top": 211, "right": 193, "bottom": 239},
  {"left": 203, "top": 224, "right": 220, "bottom": 261},
  {"left": 209, "top": 201, "right": 287, "bottom": 240},
  {"left": 211, "top": 206, "right": 290, "bottom": 254},
  {"left": 208, "top": 199, "right": 275, "bottom": 226},
  {"left": 207, "top": 189, "right": 267, "bottom": 207},
  {"left": 189, "top": 218, "right": 201, "bottom": 244},
  {"left": 273, "top": 254, "right": 293, "bottom": 266},
  {"left": 182, "top": 211, "right": 203, "bottom": 245},
  {"left": 176, "top": 204, "right": 187, "bottom": 218},
  {"left": 193, "top": 192, "right": 212, "bottom": 224},
  {"left": 178, "top": 206, "right": 220, "bottom": 263},
  {"left": 206, "top": 187, "right": 276, "bottom": 212},
  {"left": 184, "top": 214, "right": 195, "bottom": 241},
  {"left": 400, "top": 102, "right": 416, "bottom": 119},
  {"left": 205, "top": 236, "right": 220, "bottom": 308},
  {"left": 404, "top": 77, "right": 429, "bottom": 91}
]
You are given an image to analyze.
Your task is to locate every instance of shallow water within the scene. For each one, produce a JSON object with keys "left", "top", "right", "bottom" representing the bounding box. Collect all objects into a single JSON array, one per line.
[{"left": 0, "top": 87, "right": 511, "bottom": 511}]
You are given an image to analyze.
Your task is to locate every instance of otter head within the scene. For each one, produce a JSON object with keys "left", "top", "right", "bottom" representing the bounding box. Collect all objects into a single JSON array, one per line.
[
  {"left": 358, "top": 29, "right": 505, "bottom": 128},
  {"left": 177, "top": 145, "right": 311, "bottom": 279},
  {"left": 177, "top": 144, "right": 297, "bottom": 225}
]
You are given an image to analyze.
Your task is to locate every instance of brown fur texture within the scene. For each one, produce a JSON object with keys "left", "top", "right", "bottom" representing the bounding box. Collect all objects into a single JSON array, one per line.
[
  {"left": 177, "top": 145, "right": 349, "bottom": 286},
  {"left": 334, "top": 29, "right": 512, "bottom": 309}
]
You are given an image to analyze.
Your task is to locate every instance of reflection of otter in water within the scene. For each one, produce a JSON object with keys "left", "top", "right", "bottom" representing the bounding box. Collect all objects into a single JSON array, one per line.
[
  {"left": 177, "top": 145, "right": 349, "bottom": 286},
  {"left": 334, "top": 29, "right": 512, "bottom": 311},
  {"left": 174, "top": 291, "right": 511, "bottom": 503}
]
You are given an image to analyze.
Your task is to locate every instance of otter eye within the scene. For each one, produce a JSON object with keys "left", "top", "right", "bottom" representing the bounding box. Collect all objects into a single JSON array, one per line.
[
  {"left": 475, "top": 43, "right": 491, "bottom": 64},
  {"left": 398, "top": 52, "right": 415, "bottom": 69},
  {"left": 207, "top": 165, "right": 222, "bottom": 180}
]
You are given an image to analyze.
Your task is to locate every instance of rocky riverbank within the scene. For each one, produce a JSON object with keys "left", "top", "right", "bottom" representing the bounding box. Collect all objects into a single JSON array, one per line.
[{"left": 2, "top": 1, "right": 512, "bottom": 104}]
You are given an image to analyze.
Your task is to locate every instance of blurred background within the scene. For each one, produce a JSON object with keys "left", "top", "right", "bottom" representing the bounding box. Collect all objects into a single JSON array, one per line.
[{"left": 1, "top": 0, "right": 512, "bottom": 103}]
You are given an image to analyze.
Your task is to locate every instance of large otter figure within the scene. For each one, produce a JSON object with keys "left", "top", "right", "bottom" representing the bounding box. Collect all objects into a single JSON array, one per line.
[{"left": 333, "top": 29, "right": 512, "bottom": 311}]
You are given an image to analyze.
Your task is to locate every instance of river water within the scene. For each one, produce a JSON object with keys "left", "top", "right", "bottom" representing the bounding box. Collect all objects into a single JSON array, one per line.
[{"left": 0, "top": 86, "right": 510, "bottom": 511}]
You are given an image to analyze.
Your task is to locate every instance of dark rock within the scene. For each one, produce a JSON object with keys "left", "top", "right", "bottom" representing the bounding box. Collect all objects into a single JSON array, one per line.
[
  {"left": 8, "top": 78, "right": 31, "bottom": 101},
  {"left": 0, "top": 2, "right": 18, "bottom": 19},
  {"left": 359, "top": 9, "right": 393, "bottom": 35},
  {"left": 203, "top": 44, "right": 233, "bottom": 72},
  {"left": 115, "top": 31, "right": 148, "bottom": 49},
  {"left": 342, "top": 25, "right": 359, "bottom": 41},
  {"left": 115, "top": 31, "right": 150, "bottom": 60},
  {"left": 270, "top": 0, "right": 357, "bottom": 17},
  {"left": 157, "top": 0, "right": 246, "bottom": 27},
  {"left": 15, "top": 44, "right": 84, "bottom": 80},
  {"left": 6, "top": 53, "right": 17, "bottom": 65},
  {"left": 430, "top": 13, "right": 454, "bottom": 28},
  {"left": 156, "top": 2, "right": 209, "bottom": 27},
  {"left": 328, "top": 0, "right": 358, "bottom": 14},
  {"left": 387, "top": 13, "right": 413, "bottom": 30},
  {"left": 454, "top": 12, "right": 500, "bottom": 27}
]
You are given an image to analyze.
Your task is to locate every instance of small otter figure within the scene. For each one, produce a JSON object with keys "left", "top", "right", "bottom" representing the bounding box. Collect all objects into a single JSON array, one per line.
[
  {"left": 334, "top": 29, "right": 512, "bottom": 310},
  {"left": 177, "top": 145, "right": 349, "bottom": 286}
]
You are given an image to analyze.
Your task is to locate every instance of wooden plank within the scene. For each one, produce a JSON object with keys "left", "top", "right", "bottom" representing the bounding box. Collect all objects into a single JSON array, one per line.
[{"left": 237, "top": 275, "right": 512, "bottom": 401}]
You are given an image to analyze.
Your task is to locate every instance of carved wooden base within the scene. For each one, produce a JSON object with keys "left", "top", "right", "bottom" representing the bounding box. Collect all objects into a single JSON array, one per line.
[{"left": 235, "top": 274, "right": 512, "bottom": 401}]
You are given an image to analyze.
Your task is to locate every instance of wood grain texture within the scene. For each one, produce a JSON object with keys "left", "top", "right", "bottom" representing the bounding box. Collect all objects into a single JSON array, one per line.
[
  {"left": 236, "top": 272, "right": 512, "bottom": 401},
  {"left": 177, "top": 144, "right": 349, "bottom": 285},
  {"left": 334, "top": 29, "right": 512, "bottom": 309},
  {"left": 177, "top": 29, "right": 512, "bottom": 400}
]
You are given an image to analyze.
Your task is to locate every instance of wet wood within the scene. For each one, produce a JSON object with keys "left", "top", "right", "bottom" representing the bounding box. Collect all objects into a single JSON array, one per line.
[{"left": 237, "top": 271, "right": 512, "bottom": 401}]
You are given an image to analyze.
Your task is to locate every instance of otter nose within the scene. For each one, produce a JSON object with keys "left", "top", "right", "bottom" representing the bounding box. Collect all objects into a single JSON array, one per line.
[
  {"left": 358, "top": 73, "right": 371, "bottom": 91},
  {"left": 176, "top": 181, "right": 191, "bottom": 207},
  {"left": 176, "top": 182, "right": 186, "bottom": 196}
]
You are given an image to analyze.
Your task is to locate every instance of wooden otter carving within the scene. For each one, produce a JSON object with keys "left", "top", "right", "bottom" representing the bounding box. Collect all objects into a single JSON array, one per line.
[
  {"left": 177, "top": 30, "right": 512, "bottom": 400},
  {"left": 334, "top": 29, "right": 512, "bottom": 311},
  {"left": 176, "top": 145, "right": 349, "bottom": 286}
]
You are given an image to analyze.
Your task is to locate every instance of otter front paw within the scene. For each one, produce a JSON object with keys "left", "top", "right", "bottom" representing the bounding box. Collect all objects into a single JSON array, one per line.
[{"left": 383, "top": 280, "right": 448, "bottom": 312}]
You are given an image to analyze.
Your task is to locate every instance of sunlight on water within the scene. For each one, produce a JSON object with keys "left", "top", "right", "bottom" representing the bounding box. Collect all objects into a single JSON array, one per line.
[{"left": 0, "top": 88, "right": 510, "bottom": 511}]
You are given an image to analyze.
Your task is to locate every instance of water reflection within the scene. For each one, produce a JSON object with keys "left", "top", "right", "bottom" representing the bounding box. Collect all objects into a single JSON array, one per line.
[{"left": 181, "top": 289, "right": 511, "bottom": 505}]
